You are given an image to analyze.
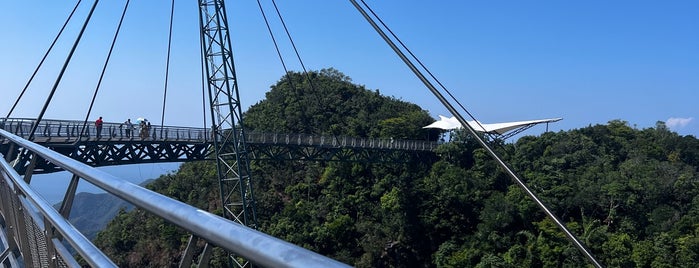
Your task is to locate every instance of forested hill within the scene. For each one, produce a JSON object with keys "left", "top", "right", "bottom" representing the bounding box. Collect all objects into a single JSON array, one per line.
[
  {"left": 93, "top": 69, "right": 699, "bottom": 267},
  {"left": 243, "top": 68, "right": 440, "bottom": 139}
]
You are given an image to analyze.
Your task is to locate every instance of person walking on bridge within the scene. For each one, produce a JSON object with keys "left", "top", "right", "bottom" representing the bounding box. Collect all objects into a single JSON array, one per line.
[
  {"left": 95, "top": 117, "right": 104, "bottom": 138},
  {"left": 124, "top": 118, "right": 133, "bottom": 138}
]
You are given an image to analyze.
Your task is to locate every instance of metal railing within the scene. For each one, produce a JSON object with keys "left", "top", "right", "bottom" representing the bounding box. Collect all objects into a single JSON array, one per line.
[
  {"left": 245, "top": 132, "right": 438, "bottom": 151},
  {"left": 0, "top": 159, "right": 111, "bottom": 267},
  {"left": 0, "top": 118, "right": 210, "bottom": 142},
  {"left": 0, "top": 128, "right": 349, "bottom": 267},
  {"left": 0, "top": 118, "right": 438, "bottom": 151}
]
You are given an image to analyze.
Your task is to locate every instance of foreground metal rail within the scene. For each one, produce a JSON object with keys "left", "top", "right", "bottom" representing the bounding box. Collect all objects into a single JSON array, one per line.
[
  {"left": 0, "top": 157, "right": 113, "bottom": 267},
  {"left": 0, "top": 128, "right": 349, "bottom": 267}
]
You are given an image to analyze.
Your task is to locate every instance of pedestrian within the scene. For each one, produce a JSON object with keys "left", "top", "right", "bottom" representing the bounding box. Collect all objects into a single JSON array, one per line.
[
  {"left": 124, "top": 119, "right": 133, "bottom": 138},
  {"left": 95, "top": 117, "right": 103, "bottom": 138},
  {"left": 139, "top": 119, "right": 147, "bottom": 139}
]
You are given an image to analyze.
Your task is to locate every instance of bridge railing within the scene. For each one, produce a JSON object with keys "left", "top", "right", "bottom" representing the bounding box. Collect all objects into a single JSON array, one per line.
[
  {"left": 0, "top": 157, "right": 112, "bottom": 267},
  {"left": 0, "top": 118, "right": 210, "bottom": 142},
  {"left": 245, "top": 132, "right": 438, "bottom": 151},
  {"left": 0, "top": 118, "right": 439, "bottom": 151},
  {"left": 0, "top": 128, "right": 349, "bottom": 267}
]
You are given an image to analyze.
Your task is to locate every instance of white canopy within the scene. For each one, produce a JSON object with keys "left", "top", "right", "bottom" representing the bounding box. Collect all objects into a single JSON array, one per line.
[{"left": 423, "top": 115, "right": 562, "bottom": 135}]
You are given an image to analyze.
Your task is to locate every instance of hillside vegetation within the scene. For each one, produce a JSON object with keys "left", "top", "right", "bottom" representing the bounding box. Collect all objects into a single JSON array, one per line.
[{"left": 93, "top": 69, "right": 699, "bottom": 267}]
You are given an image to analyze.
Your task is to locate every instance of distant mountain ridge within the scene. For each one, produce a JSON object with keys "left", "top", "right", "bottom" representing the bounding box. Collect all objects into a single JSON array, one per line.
[
  {"left": 55, "top": 179, "right": 155, "bottom": 240},
  {"left": 64, "top": 192, "right": 133, "bottom": 240}
]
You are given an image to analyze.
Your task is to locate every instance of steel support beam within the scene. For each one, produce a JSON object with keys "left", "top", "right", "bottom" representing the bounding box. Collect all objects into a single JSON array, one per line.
[{"left": 198, "top": 0, "right": 257, "bottom": 266}]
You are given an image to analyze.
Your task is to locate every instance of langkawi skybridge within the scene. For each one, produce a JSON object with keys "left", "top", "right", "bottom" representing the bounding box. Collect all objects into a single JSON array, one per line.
[{"left": 0, "top": 0, "right": 601, "bottom": 267}]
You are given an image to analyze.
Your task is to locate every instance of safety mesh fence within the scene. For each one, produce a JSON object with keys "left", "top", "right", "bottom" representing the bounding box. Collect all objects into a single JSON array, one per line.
[{"left": 0, "top": 172, "right": 70, "bottom": 267}]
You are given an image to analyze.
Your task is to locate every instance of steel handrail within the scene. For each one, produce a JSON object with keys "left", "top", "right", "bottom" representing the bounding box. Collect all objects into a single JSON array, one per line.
[
  {"left": 0, "top": 128, "right": 349, "bottom": 267},
  {"left": 0, "top": 159, "right": 117, "bottom": 267}
]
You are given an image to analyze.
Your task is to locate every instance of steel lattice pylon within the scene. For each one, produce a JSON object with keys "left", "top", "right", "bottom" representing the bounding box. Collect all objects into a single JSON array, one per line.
[{"left": 197, "top": 0, "right": 257, "bottom": 266}]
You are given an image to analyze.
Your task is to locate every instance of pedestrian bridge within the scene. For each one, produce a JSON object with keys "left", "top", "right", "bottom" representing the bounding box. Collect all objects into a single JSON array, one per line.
[
  {"left": 0, "top": 126, "right": 349, "bottom": 267},
  {"left": 0, "top": 118, "right": 439, "bottom": 174}
]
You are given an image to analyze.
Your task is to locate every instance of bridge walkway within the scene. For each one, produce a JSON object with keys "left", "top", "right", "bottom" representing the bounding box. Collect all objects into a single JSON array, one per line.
[
  {"left": 0, "top": 127, "right": 349, "bottom": 267},
  {"left": 0, "top": 118, "right": 439, "bottom": 173}
]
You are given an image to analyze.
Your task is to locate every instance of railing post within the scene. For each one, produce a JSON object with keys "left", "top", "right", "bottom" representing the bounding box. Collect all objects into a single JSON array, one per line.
[
  {"left": 179, "top": 235, "right": 197, "bottom": 268},
  {"left": 59, "top": 175, "right": 80, "bottom": 218},
  {"left": 44, "top": 213, "right": 60, "bottom": 268},
  {"left": 22, "top": 153, "right": 38, "bottom": 184},
  {"left": 8, "top": 188, "right": 34, "bottom": 266},
  {"left": 0, "top": 178, "right": 21, "bottom": 263},
  {"left": 4, "top": 144, "right": 16, "bottom": 162},
  {"left": 198, "top": 243, "right": 213, "bottom": 266}
]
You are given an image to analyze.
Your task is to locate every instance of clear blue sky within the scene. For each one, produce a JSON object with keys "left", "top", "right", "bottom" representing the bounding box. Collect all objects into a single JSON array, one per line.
[{"left": 1, "top": 1, "right": 697, "bottom": 138}]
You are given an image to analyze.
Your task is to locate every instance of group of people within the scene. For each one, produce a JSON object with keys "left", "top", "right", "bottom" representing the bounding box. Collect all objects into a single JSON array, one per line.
[{"left": 94, "top": 117, "right": 151, "bottom": 139}]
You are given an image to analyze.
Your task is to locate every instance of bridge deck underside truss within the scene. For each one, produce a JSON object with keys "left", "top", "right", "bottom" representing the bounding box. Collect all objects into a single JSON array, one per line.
[
  {"left": 1, "top": 141, "right": 211, "bottom": 174},
  {"left": 1, "top": 139, "right": 435, "bottom": 174},
  {"left": 1, "top": 118, "right": 440, "bottom": 173}
]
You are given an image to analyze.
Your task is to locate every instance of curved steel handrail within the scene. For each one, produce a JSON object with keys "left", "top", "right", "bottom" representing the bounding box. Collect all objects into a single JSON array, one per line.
[
  {"left": 0, "top": 128, "right": 349, "bottom": 267},
  {"left": 0, "top": 159, "right": 116, "bottom": 267}
]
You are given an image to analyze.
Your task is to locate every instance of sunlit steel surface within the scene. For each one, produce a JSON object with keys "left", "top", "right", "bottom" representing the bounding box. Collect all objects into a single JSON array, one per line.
[{"left": 0, "top": 128, "right": 350, "bottom": 267}]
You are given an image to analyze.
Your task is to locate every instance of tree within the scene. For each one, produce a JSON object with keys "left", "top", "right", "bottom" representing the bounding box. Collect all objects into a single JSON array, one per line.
[{"left": 93, "top": 78, "right": 699, "bottom": 267}]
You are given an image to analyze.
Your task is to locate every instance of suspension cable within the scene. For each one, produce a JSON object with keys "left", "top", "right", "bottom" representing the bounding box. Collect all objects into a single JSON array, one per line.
[
  {"left": 349, "top": 1, "right": 603, "bottom": 267},
  {"left": 255, "top": 0, "right": 296, "bottom": 90},
  {"left": 357, "top": 1, "right": 498, "bottom": 142},
  {"left": 198, "top": 7, "right": 208, "bottom": 140},
  {"left": 270, "top": 0, "right": 326, "bottom": 134},
  {"left": 271, "top": 0, "right": 311, "bottom": 78},
  {"left": 78, "top": 0, "right": 130, "bottom": 139},
  {"left": 196, "top": 1, "right": 209, "bottom": 140},
  {"left": 160, "top": 0, "right": 176, "bottom": 138},
  {"left": 197, "top": 0, "right": 217, "bottom": 141},
  {"left": 3, "top": 0, "right": 82, "bottom": 125},
  {"left": 257, "top": 0, "right": 335, "bottom": 134},
  {"left": 29, "top": 0, "right": 100, "bottom": 141}
]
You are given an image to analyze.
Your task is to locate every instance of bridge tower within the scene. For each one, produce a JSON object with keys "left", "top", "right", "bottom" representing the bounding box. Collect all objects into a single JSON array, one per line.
[{"left": 197, "top": 0, "right": 257, "bottom": 265}]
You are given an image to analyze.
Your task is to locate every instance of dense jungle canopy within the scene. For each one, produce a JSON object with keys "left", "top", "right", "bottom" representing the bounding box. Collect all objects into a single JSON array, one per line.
[{"left": 94, "top": 69, "right": 699, "bottom": 267}]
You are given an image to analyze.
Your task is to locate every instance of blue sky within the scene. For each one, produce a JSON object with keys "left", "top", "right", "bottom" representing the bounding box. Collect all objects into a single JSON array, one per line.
[{"left": 1, "top": 0, "right": 697, "bottom": 139}]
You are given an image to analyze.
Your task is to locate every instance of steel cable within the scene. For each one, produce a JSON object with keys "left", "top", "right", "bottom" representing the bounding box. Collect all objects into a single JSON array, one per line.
[
  {"left": 255, "top": 0, "right": 296, "bottom": 90},
  {"left": 357, "top": 0, "right": 499, "bottom": 142},
  {"left": 257, "top": 0, "right": 327, "bottom": 134},
  {"left": 79, "top": 0, "right": 131, "bottom": 140},
  {"left": 160, "top": 0, "right": 176, "bottom": 138},
  {"left": 3, "top": 0, "right": 82, "bottom": 125},
  {"left": 269, "top": 0, "right": 325, "bottom": 133},
  {"left": 29, "top": 0, "right": 100, "bottom": 141},
  {"left": 350, "top": 0, "right": 603, "bottom": 266}
]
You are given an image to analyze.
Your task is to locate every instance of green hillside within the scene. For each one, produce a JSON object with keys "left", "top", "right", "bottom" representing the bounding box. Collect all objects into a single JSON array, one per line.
[{"left": 93, "top": 69, "right": 699, "bottom": 267}]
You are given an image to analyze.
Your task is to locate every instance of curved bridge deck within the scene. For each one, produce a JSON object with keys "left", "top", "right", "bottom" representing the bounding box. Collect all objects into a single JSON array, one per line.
[{"left": 1, "top": 118, "right": 438, "bottom": 173}]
